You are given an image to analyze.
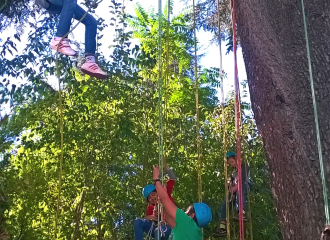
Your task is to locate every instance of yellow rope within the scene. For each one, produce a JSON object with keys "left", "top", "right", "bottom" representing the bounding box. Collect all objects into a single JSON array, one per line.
[
  {"left": 53, "top": 2, "right": 98, "bottom": 238},
  {"left": 156, "top": 0, "right": 165, "bottom": 238},
  {"left": 216, "top": 0, "right": 230, "bottom": 238},
  {"left": 192, "top": 0, "right": 202, "bottom": 204},
  {"left": 54, "top": 56, "right": 64, "bottom": 239}
]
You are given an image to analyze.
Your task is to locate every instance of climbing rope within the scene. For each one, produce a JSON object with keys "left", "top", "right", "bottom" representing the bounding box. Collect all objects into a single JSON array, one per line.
[
  {"left": 245, "top": 158, "right": 253, "bottom": 240},
  {"left": 54, "top": 1, "right": 99, "bottom": 239},
  {"left": 163, "top": 0, "right": 171, "bottom": 163},
  {"left": 217, "top": 2, "right": 229, "bottom": 238},
  {"left": 156, "top": 0, "right": 166, "bottom": 239},
  {"left": 238, "top": 95, "right": 253, "bottom": 239},
  {"left": 54, "top": 57, "right": 64, "bottom": 240},
  {"left": 216, "top": 0, "right": 230, "bottom": 238},
  {"left": 192, "top": 0, "right": 203, "bottom": 204},
  {"left": 157, "top": 0, "right": 163, "bottom": 185},
  {"left": 301, "top": 0, "right": 330, "bottom": 225},
  {"left": 0, "top": 0, "right": 7, "bottom": 11},
  {"left": 231, "top": 0, "right": 244, "bottom": 239}
]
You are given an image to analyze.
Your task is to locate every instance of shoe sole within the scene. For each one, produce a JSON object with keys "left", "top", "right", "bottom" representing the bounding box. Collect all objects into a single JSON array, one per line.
[{"left": 81, "top": 68, "right": 107, "bottom": 79}]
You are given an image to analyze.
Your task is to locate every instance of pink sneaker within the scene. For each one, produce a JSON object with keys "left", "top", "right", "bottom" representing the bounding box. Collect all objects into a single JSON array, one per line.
[
  {"left": 50, "top": 37, "right": 76, "bottom": 56},
  {"left": 81, "top": 56, "right": 107, "bottom": 79}
]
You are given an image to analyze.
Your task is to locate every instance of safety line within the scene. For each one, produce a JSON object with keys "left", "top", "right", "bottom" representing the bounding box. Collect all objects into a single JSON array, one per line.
[
  {"left": 231, "top": 0, "right": 244, "bottom": 239},
  {"left": 301, "top": 0, "right": 329, "bottom": 225}
]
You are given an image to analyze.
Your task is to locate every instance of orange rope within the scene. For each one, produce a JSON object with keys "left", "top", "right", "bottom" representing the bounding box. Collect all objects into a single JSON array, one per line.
[{"left": 231, "top": 0, "right": 244, "bottom": 239}]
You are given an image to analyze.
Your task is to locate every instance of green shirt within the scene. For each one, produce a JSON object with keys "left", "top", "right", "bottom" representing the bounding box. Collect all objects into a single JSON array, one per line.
[{"left": 169, "top": 208, "right": 202, "bottom": 240}]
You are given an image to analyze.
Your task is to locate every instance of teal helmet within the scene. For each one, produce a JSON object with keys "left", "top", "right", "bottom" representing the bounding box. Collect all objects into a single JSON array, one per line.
[
  {"left": 142, "top": 184, "right": 156, "bottom": 199},
  {"left": 226, "top": 151, "right": 236, "bottom": 158},
  {"left": 193, "top": 203, "right": 212, "bottom": 228}
]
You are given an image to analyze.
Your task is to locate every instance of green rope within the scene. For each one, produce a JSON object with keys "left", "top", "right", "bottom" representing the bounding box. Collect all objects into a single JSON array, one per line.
[
  {"left": 164, "top": 0, "right": 171, "bottom": 159},
  {"left": 157, "top": 0, "right": 163, "bottom": 186},
  {"left": 301, "top": 0, "right": 329, "bottom": 225},
  {"left": 157, "top": 0, "right": 164, "bottom": 239},
  {"left": 245, "top": 163, "right": 253, "bottom": 240},
  {"left": 54, "top": 58, "right": 64, "bottom": 240},
  {"left": 0, "top": 0, "right": 7, "bottom": 12}
]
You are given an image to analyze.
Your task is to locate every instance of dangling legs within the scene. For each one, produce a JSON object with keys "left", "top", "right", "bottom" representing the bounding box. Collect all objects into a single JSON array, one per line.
[
  {"left": 53, "top": 0, "right": 78, "bottom": 37},
  {"left": 133, "top": 218, "right": 154, "bottom": 240},
  {"left": 234, "top": 184, "right": 248, "bottom": 221},
  {"left": 48, "top": 0, "right": 77, "bottom": 56},
  {"left": 72, "top": 5, "right": 97, "bottom": 55},
  {"left": 71, "top": 5, "right": 107, "bottom": 79},
  {"left": 213, "top": 199, "right": 230, "bottom": 237}
]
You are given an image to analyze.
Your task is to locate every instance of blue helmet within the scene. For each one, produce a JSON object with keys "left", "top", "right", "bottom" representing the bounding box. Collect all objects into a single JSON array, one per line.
[
  {"left": 226, "top": 151, "right": 236, "bottom": 158},
  {"left": 142, "top": 184, "right": 156, "bottom": 199},
  {"left": 193, "top": 203, "right": 212, "bottom": 228}
]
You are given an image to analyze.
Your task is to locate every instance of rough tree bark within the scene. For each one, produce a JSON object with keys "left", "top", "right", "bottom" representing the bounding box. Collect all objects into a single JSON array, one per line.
[{"left": 235, "top": 0, "right": 330, "bottom": 239}]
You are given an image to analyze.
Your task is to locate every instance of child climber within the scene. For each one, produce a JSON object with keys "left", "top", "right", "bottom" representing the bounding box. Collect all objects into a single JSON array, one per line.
[
  {"left": 134, "top": 163, "right": 176, "bottom": 240},
  {"left": 152, "top": 165, "right": 212, "bottom": 240},
  {"left": 213, "top": 151, "right": 253, "bottom": 238},
  {"left": 36, "top": 0, "right": 107, "bottom": 79}
]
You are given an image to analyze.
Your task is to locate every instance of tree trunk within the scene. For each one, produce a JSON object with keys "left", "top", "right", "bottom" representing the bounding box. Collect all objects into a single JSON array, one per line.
[
  {"left": 72, "top": 190, "right": 86, "bottom": 240},
  {"left": 235, "top": 0, "right": 330, "bottom": 239}
]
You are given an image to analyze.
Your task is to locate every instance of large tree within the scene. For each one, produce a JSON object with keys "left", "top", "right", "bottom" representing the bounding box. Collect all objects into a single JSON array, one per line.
[{"left": 234, "top": 0, "right": 330, "bottom": 239}]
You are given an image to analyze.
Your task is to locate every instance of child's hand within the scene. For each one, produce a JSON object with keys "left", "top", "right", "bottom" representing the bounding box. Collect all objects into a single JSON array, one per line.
[
  {"left": 146, "top": 215, "right": 157, "bottom": 221},
  {"left": 153, "top": 165, "right": 160, "bottom": 180}
]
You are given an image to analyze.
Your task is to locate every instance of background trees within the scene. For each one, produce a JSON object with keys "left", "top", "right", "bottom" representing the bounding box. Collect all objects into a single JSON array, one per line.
[{"left": 0, "top": 0, "right": 283, "bottom": 239}]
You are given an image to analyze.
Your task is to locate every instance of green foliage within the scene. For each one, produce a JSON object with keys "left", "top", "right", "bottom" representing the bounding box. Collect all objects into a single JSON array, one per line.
[{"left": 0, "top": 1, "right": 282, "bottom": 239}]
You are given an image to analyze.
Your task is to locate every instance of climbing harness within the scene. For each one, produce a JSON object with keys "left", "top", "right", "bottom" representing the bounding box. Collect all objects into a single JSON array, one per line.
[
  {"left": 301, "top": 0, "right": 329, "bottom": 225},
  {"left": 230, "top": 0, "right": 244, "bottom": 239},
  {"left": 146, "top": 221, "right": 156, "bottom": 240}
]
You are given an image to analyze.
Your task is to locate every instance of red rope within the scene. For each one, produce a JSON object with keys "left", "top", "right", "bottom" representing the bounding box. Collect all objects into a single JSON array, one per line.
[{"left": 232, "top": 0, "right": 244, "bottom": 239}]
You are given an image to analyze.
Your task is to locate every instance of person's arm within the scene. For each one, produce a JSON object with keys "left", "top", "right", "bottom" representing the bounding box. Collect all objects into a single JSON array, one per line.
[
  {"left": 153, "top": 165, "right": 177, "bottom": 227},
  {"left": 166, "top": 179, "right": 175, "bottom": 197}
]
